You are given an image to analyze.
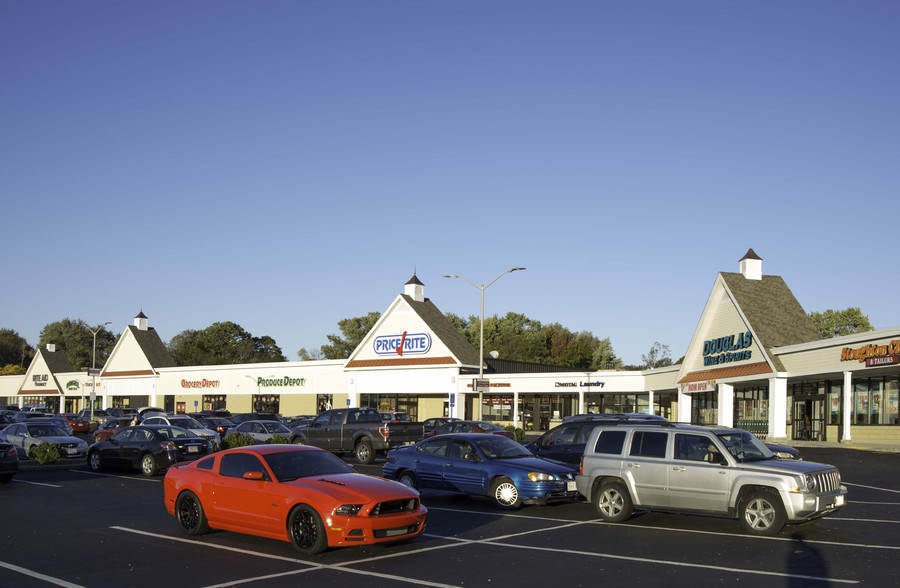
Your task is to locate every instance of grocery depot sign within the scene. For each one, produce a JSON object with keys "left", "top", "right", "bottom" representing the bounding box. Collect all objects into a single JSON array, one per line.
[
  {"left": 181, "top": 379, "right": 221, "bottom": 389},
  {"left": 374, "top": 332, "right": 432, "bottom": 356},
  {"left": 841, "top": 339, "right": 900, "bottom": 366}
]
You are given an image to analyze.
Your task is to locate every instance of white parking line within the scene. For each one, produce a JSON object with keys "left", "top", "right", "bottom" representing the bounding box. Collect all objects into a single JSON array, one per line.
[
  {"left": 113, "top": 519, "right": 866, "bottom": 587},
  {"left": 429, "top": 506, "right": 900, "bottom": 551},
  {"left": 0, "top": 560, "right": 85, "bottom": 587},
  {"left": 845, "top": 482, "right": 900, "bottom": 494},
  {"left": 10, "top": 479, "right": 63, "bottom": 488},
  {"left": 81, "top": 471, "right": 161, "bottom": 482}
]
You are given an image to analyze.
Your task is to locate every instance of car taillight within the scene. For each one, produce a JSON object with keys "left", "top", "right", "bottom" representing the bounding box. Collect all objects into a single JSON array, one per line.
[
  {"left": 160, "top": 442, "right": 175, "bottom": 450},
  {"left": 579, "top": 455, "right": 584, "bottom": 476},
  {"left": 379, "top": 425, "right": 389, "bottom": 438},
  {"left": 5, "top": 448, "right": 16, "bottom": 458}
]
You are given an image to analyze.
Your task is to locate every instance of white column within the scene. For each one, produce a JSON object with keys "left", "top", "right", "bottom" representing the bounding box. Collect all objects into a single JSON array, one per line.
[
  {"left": 677, "top": 386, "right": 691, "bottom": 423},
  {"left": 647, "top": 390, "right": 655, "bottom": 415},
  {"left": 718, "top": 383, "right": 734, "bottom": 427},
  {"left": 578, "top": 390, "right": 584, "bottom": 415},
  {"left": 513, "top": 391, "right": 519, "bottom": 428},
  {"left": 768, "top": 377, "right": 788, "bottom": 439},
  {"left": 842, "top": 371, "right": 853, "bottom": 442}
]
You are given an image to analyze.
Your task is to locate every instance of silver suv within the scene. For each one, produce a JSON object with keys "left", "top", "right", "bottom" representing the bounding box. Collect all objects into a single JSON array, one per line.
[{"left": 575, "top": 422, "right": 847, "bottom": 535}]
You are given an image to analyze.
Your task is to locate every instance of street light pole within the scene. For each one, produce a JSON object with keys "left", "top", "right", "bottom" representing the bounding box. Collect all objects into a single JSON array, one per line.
[
  {"left": 86, "top": 322, "right": 111, "bottom": 418},
  {"left": 444, "top": 267, "right": 525, "bottom": 420}
]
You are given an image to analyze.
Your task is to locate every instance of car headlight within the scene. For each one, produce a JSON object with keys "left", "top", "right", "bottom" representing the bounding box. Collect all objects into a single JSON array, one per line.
[
  {"left": 527, "top": 472, "right": 558, "bottom": 482},
  {"left": 805, "top": 474, "right": 818, "bottom": 492},
  {"left": 335, "top": 504, "right": 363, "bottom": 516}
]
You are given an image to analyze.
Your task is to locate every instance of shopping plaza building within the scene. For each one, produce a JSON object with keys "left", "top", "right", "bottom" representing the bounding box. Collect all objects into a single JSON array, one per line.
[{"left": 2, "top": 250, "right": 898, "bottom": 443}]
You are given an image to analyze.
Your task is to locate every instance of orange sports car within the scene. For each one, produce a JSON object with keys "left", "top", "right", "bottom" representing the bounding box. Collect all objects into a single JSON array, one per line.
[{"left": 163, "top": 444, "right": 427, "bottom": 555}]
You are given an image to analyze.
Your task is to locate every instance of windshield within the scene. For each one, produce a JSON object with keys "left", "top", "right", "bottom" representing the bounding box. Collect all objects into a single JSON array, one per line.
[
  {"left": 27, "top": 425, "right": 67, "bottom": 437},
  {"left": 159, "top": 426, "right": 197, "bottom": 439},
  {"left": 263, "top": 422, "right": 291, "bottom": 434},
  {"left": 264, "top": 449, "right": 354, "bottom": 481},
  {"left": 716, "top": 431, "right": 774, "bottom": 462},
  {"left": 170, "top": 417, "right": 202, "bottom": 429},
  {"left": 472, "top": 436, "right": 531, "bottom": 459}
]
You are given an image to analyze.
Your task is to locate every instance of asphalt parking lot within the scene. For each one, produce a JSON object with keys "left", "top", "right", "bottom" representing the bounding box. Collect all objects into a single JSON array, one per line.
[{"left": 2, "top": 446, "right": 898, "bottom": 587}]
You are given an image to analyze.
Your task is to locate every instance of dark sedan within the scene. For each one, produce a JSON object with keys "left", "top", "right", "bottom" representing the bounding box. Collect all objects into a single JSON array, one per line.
[
  {"left": 87, "top": 425, "right": 211, "bottom": 476},
  {"left": 383, "top": 433, "right": 579, "bottom": 509},
  {"left": 423, "top": 417, "right": 460, "bottom": 434},
  {"left": 426, "top": 420, "right": 515, "bottom": 440},
  {"left": 1, "top": 442, "right": 18, "bottom": 483},
  {"left": 92, "top": 417, "right": 135, "bottom": 442}
]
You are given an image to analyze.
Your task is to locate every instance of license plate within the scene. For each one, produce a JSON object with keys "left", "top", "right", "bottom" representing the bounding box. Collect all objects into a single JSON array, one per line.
[
  {"left": 66, "top": 448, "right": 76, "bottom": 455},
  {"left": 187, "top": 445, "right": 199, "bottom": 453},
  {"left": 835, "top": 495, "right": 845, "bottom": 507},
  {"left": 567, "top": 481, "right": 577, "bottom": 492}
]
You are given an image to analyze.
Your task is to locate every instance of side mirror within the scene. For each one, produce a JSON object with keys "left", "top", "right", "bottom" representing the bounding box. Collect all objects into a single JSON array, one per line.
[{"left": 243, "top": 471, "right": 265, "bottom": 480}]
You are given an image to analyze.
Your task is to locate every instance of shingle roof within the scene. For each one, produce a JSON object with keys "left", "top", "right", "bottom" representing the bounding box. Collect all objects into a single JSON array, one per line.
[
  {"left": 400, "top": 294, "right": 481, "bottom": 367},
  {"left": 40, "top": 347, "right": 73, "bottom": 373},
  {"left": 127, "top": 325, "right": 175, "bottom": 369},
  {"left": 720, "top": 272, "right": 821, "bottom": 372}
]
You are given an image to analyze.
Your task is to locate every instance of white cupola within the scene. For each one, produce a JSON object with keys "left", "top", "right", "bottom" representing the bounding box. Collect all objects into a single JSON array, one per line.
[
  {"left": 134, "top": 310, "right": 149, "bottom": 331},
  {"left": 739, "top": 248, "right": 763, "bottom": 280},
  {"left": 404, "top": 273, "right": 425, "bottom": 302}
]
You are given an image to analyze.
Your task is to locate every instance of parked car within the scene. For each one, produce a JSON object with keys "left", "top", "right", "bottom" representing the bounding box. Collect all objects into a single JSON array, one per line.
[
  {"left": 282, "top": 415, "right": 315, "bottom": 428},
  {"left": 61, "top": 413, "right": 92, "bottom": 434},
  {"left": 107, "top": 408, "right": 138, "bottom": 418},
  {"left": 87, "top": 425, "right": 212, "bottom": 476},
  {"left": 92, "top": 417, "right": 134, "bottom": 443},
  {"left": 524, "top": 417, "right": 642, "bottom": 465},
  {"left": 230, "top": 412, "right": 280, "bottom": 425},
  {"left": 427, "top": 420, "right": 515, "bottom": 440},
  {"left": 288, "top": 408, "right": 424, "bottom": 465},
  {"left": 13, "top": 411, "right": 55, "bottom": 423},
  {"left": 0, "top": 422, "right": 89, "bottom": 459},
  {"left": 423, "top": 417, "right": 460, "bottom": 434},
  {"left": 192, "top": 416, "right": 235, "bottom": 437},
  {"left": 383, "top": 433, "right": 580, "bottom": 509},
  {"left": 380, "top": 411, "right": 413, "bottom": 423},
  {"left": 164, "top": 445, "right": 427, "bottom": 554},
  {"left": 140, "top": 415, "right": 221, "bottom": 447},
  {"left": 24, "top": 416, "right": 74, "bottom": 436},
  {"left": 0, "top": 405, "right": 20, "bottom": 412},
  {"left": 232, "top": 420, "right": 292, "bottom": 444},
  {"left": 197, "top": 409, "right": 233, "bottom": 419},
  {"left": 575, "top": 422, "right": 847, "bottom": 536},
  {"left": 1, "top": 441, "right": 19, "bottom": 483},
  {"left": 76, "top": 409, "right": 116, "bottom": 427}
]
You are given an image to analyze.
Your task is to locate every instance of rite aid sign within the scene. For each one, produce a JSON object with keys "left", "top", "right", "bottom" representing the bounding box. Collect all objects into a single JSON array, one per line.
[{"left": 374, "top": 332, "right": 432, "bottom": 356}]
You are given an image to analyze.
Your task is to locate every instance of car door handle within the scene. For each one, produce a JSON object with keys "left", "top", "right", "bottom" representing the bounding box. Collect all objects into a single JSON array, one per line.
[
  {"left": 626, "top": 463, "right": 640, "bottom": 468},
  {"left": 673, "top": 466, "right": 686, "bottom": 472}
]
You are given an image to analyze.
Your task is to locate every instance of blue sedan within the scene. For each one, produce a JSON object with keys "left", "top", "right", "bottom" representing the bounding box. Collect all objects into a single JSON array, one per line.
[{"left": 383, "top": 433, "right": 579, "bottom": 509}]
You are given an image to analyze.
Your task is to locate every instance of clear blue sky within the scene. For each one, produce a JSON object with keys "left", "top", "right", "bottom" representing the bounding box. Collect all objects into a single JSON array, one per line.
[{"left": 2, "top": 1, "right": 898, "bottom": 366}]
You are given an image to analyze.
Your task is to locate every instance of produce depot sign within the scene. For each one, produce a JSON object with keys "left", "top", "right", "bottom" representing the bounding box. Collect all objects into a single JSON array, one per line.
[
  {"left": 703, "top": 332, "right": 754, "bottom": 366},
  {"left": 374, "top": 332, "right": 432, "bottom": 356},
  {"left": 257, "top": 376, "right": 306, "bottom": 387},
  {"left": 841, "top": 339, "right": 900, "bottom": 367}
]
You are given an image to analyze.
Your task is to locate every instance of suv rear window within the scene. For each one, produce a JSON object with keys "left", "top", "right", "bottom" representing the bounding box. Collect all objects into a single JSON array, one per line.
[
  {"left": 593, "top": 430, "right": 627, "bottom": 454},
  {"left": 629, "top": 431, "right": 668, "bottom": 458}
]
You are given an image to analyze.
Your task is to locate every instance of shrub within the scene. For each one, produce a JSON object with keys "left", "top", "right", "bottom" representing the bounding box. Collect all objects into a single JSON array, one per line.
[
  {"left": 221, "top": 432, "right": 255, "bottom": 449},
  {"left": 504, "top": 426, "right": 526, "bottom": 443},
  {"left": 29, "top": 442, "right": 61, "bottom": 465},
  {"left": 267, "top": 434, "right": 290, "bottom": 444}
]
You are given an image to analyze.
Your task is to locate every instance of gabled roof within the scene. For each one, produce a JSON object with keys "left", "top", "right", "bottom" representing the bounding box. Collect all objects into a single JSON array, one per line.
[
  {"left": 400, "top": 294, "right": 481, "bottom": 366},
  {"left": 127, "top": 325, "right": 175, "bottom": 369},
  {"left": 39, "top": 346, "right": 73, "bottom": 373},
  {"left": 719, "top": 272, "right": 821, "bottom": 372}
]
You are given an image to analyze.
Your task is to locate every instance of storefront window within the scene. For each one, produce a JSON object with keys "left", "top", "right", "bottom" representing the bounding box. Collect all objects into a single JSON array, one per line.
[
  {"left": 253, "top": 394, "right": 280, "bottom": 414},
  {"left": 359, "top": 394, "right": 418, "bottom": 421},
  {"left": 827, "top": 380, "right": 842, "bottom": 425},
  {"left": 482, "top": 395, "right": 513, "bottom": 422},
  {"left": 203, "top": 395, "right": 227, "bottom": 411},
  {"left": 854, "top": 381, "right": 869, "bottom": 424},
  {"left": 690, "top": 392, "right": 717, "bottom": 426},
  {"left": 887, "top": 377, "right": 899, "bottom": 425}
]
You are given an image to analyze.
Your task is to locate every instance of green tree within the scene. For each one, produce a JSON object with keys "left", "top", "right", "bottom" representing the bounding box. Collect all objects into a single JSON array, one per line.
[
  {"left": 318, "top": 312, "right": 382, "bottom": 359},
  {"left": 641, "top": 341, "right": 673, "bottom": 369},
  {"left": 38, "top": 319, "right": 118, "bottom": 371},
  {"left": 297, "top": 347, "right": 324, "bottom": 361},
  {"left": 0, "top": 364, "right": 26, "bottom": 375},
  {"left": 592, "top": 337, "right": 623, "bottom": 370},
  {"left": 0, "top": 329, "right": 34, "bottom": 367},
  {"left": 808, "top": 307, "right": 874, "bottom": 338},
  {"left": 168, "top": 321, "right": 286, "bottom": 366}
]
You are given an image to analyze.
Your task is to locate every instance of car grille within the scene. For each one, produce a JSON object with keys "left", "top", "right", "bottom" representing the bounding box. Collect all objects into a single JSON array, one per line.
[
  {"left": 815, "top": 469, "right": 841, "bottom": 493},
  {"left": 58, "top": 442, "right": 79, "bottom": 449},
  {"left": 370, "top": 498, "right": 419, "bottom": 516},
  {"left": 373, "top": 523, "right": 421, "bottom": 538}
]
